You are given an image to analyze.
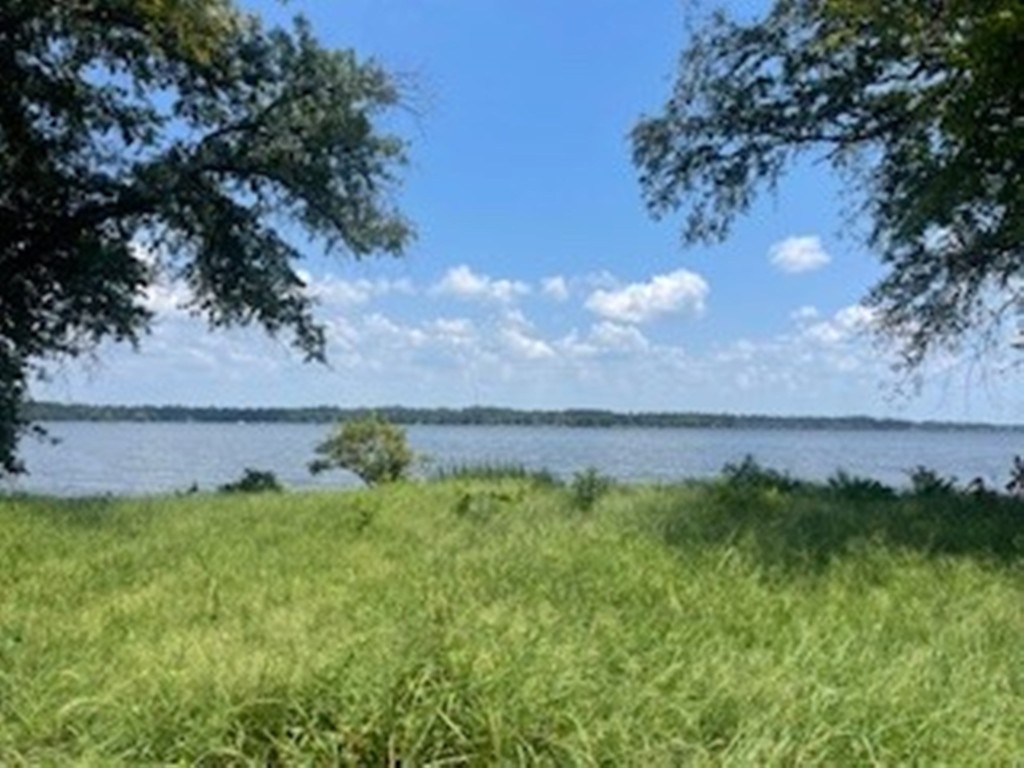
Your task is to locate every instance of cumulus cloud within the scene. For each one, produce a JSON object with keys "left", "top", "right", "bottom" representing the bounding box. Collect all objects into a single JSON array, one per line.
[
  {"left": 802, "top": 304, "right": 877, "bottom": 346},
  {"left": 428, "top": 317, "right": 477, "bottom": 346},
  {"left": 432, "top": 265, "right": 529, "bottom": 303},
  {"left": 589, "top": 321, "right": 650, "bottom": 353},
  {"left": 501, "top": 326, "right": 556, "bottom": 360},
  {"left": 47, "top": 248, "right": 937, "bottom": 418},
  {"left": 585, "top": 268, "right": 708, "bottom": 324},
  {"left": 556, "top": 321, "right": 652, "bottom": 360},
  {"left": 363, "top": 312, "right": 428, "bottom": 347},
  {"left": 302, "top": 273, "right": 414, "bottom": 306},
  {"left": 323, "top": 316, "right": 361, "bottom": 350},
  {"left": 495, "top": 310, "right": 556, "bottom": 360},
  {"left": 309, "top": 277, "right": 373, "bottom": 305},
  {"left": 541, "top": 275, "right": 570, "bottom": 302},
  {"left": 769, "top": 236, "right": 831, "bottom": 273}
]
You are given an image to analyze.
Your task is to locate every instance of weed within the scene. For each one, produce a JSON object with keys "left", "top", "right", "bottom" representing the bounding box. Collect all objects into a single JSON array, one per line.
[
  {"left": 570, "top": 466, "right": 613, "bottom": 511},
  {"left": 434, "top": 462, "right": 561, "bottom": 487},
  {"left": 453, "top": 488, "right": 521, "bottom": 522}
]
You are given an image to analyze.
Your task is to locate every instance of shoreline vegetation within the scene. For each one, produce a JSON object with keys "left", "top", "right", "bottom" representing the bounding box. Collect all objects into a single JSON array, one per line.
[
  {"left": 24, "top": 401, "right": 1024, "bottom": 432},
  {"left": 2, "top": 465, "right": 1023, "bottom": 763}
]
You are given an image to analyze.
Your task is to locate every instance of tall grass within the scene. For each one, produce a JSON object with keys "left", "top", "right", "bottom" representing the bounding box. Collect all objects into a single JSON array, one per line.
[
  {"left": 1, "top": 476, "right": 1022, "bottom": 764},
  {"left": 431, "top": 461, "right": 561, "bottom": 487}
]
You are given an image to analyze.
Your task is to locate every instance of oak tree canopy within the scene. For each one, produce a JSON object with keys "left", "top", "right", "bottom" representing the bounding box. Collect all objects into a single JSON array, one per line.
[
  {"left": 0, "top": 0, "right": 412, "bottom": 473},
  {"left": 633, "top": 0, "right": 1023, "bottom": 370}
]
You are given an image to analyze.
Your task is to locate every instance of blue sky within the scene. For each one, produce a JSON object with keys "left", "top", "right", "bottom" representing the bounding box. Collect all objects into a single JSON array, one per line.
[{"left": 35, "top": 0, "right": 1024, "bottom": 421}]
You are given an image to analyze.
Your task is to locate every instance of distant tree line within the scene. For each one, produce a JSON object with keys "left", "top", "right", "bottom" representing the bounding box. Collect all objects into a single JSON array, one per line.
[{"left": 22, "top": 402, "right": 1021, "bottom": 433}]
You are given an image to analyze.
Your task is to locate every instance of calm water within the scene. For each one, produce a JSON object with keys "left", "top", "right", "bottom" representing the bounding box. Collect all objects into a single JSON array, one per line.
[{"left": 5, "top": 422, "right": 1023, "bottom": 497}]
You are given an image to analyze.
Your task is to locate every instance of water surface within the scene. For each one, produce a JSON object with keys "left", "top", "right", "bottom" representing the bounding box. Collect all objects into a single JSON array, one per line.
[{"left": 6, "top": 422, "right": 1021, "bottom": 497}]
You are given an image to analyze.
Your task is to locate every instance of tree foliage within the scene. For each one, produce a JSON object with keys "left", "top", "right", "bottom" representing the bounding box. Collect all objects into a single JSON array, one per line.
[
  {"left": 633, "top": 0, "right": 1024, "bottom": 369},
  {"left": 0, "top": 0, "right": 412, "bottom": 473},
  {"left": 309, "top": 415, "right": 414, "bottom": 486}
]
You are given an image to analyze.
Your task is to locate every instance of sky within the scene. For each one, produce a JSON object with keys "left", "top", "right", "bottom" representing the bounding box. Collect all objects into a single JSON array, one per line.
[{"left": 34, "top": 0, "right": 1024, "bottom": 422}]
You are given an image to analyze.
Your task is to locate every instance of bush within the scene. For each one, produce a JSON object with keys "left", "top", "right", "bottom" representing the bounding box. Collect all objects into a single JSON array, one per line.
[
  {"left": 906, "top": 465, "right": 958, "bottom": 497},
  {"left": 827, "top": 470, "right": 896, "bottom": 502},
  {"left": 309, "top": 414, "right": 413, "bottom": 487},
  {"left": 570, "top": 467, "right": 613, "bottom": 511},
  {"left": 1006, "top": 455, "right": 1024, "bottom": 497},
  {"left": 219, "top": 468, "right": 283, "bottom": 494},
  {"left": 720, "top": 455, "right": 801, "bottom": 493}
]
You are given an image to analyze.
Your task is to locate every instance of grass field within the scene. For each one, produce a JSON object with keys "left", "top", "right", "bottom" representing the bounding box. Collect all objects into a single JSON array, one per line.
[{"left": 2, "top": 470, "right": 1023, "bottom": 765}]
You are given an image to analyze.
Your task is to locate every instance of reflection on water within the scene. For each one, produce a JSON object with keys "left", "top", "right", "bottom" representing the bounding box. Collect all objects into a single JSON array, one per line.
[{"left": 7, "top": 422, "right": 1022, "bottom": 497}]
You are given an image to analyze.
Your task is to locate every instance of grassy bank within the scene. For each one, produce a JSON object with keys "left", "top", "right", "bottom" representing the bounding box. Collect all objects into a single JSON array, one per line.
[{"left": 2, "top": 474, "right": 1023, "bottom": 764}]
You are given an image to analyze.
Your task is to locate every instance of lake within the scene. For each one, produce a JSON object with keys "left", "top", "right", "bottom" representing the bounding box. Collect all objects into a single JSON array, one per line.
[{"left": 4, "top": 422, "right": 1022, "bottom": 497}]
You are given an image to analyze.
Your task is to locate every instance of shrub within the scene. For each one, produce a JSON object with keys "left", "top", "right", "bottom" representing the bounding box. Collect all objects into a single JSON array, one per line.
[
  {"left": 720, "top": 454, "right": 801, "bottom": 493},
  {"left": 827, "top": 470, "right": 896, "bottom": 502},
  {"left": 219, "top": 468, "right": 283, "bottom": 494},
  {"left": 1006, "top": 455, "right": 1024, "bottom": 497},
  {"left": 309, "top": 414, "right": 413, "bottom": 487},
  {"left": 570, "top": 467, "right": 613, "bottom": 511},
  {"left": 906, "top": 465, "right": 958, "bottom": 497}
]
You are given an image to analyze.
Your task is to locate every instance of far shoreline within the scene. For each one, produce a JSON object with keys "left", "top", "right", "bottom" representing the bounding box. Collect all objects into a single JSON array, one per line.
[{"left": 25, "top": 402, "right": 1024, "bottom": 433}]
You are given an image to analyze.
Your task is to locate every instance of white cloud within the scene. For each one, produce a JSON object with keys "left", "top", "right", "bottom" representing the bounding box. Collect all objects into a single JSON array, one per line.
[
  {"left": 556, "top": 330, "right": 599, "bottom": 359},
  {"left": 585, "top": 268, "right": 708, "bottom": 324},
  {"left": 715, "top": 338, "right": 759, "bottom": 364},
  {"left": 303, "top": 273, "right": 415, "bottom": 306},
  {"left": 501, "top": 326, "right": 556, "bottom": 360},
  {"left": 556, "top": 322, "right": 651, "bottom": 360},
  {"left": 363, "top": 312, "right": 402, "bottom": 336},
  {"left": 432, "top": 265, "right": 529, "bottom": 303},
  {"left": 803, "top": 323, "right": 845, "bottom": 346},
  {"left": 769, "top": 236, "right": 831, "bottom": 273},
  {"left": 142, "top": 283, "right": 188, "bottom": 314},
  {"left": 803, "top": 304, "right": 877, "bottom": 347},
  {"left": 835, "top": 304, "right": 876, "bottom": 330},
  {"left": 589, "top": 321, "right": 650, "bottom": 353},
  {"left": 429, "top": 317, "right": 476, "bottom": 339},
  {"left": 324, "top": 317, "right": 361, "bottom": 351},
  {"left": 426, "top": 317, "right": 479, "bottom": 351},
  {"left": 541, "top": 275, "right": 570, "bottom": 302},
  {"left": 310, "top": 277, "right": 373, "bottom": 305},
  {"left": 790, "top": 305, "right": 820, "bottom": 323},
  {"left": 501, "top": 307, "right": 532, "bottom": 327},
  {"left": 496, "top": 309, "right": 556, "bottom": 360},
  {"left": 47, "top": 259, "right": 963, "bottom": 421}
]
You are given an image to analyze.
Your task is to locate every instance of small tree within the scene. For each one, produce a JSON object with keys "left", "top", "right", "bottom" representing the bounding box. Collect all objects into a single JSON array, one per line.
[{"left": 309, "top": 415, "right": 413, "bottom": 486}]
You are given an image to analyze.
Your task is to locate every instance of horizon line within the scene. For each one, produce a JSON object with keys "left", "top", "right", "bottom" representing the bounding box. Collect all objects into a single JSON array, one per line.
[{"left": 26, "top": 400, "right": 1024, "bottom": 430}]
